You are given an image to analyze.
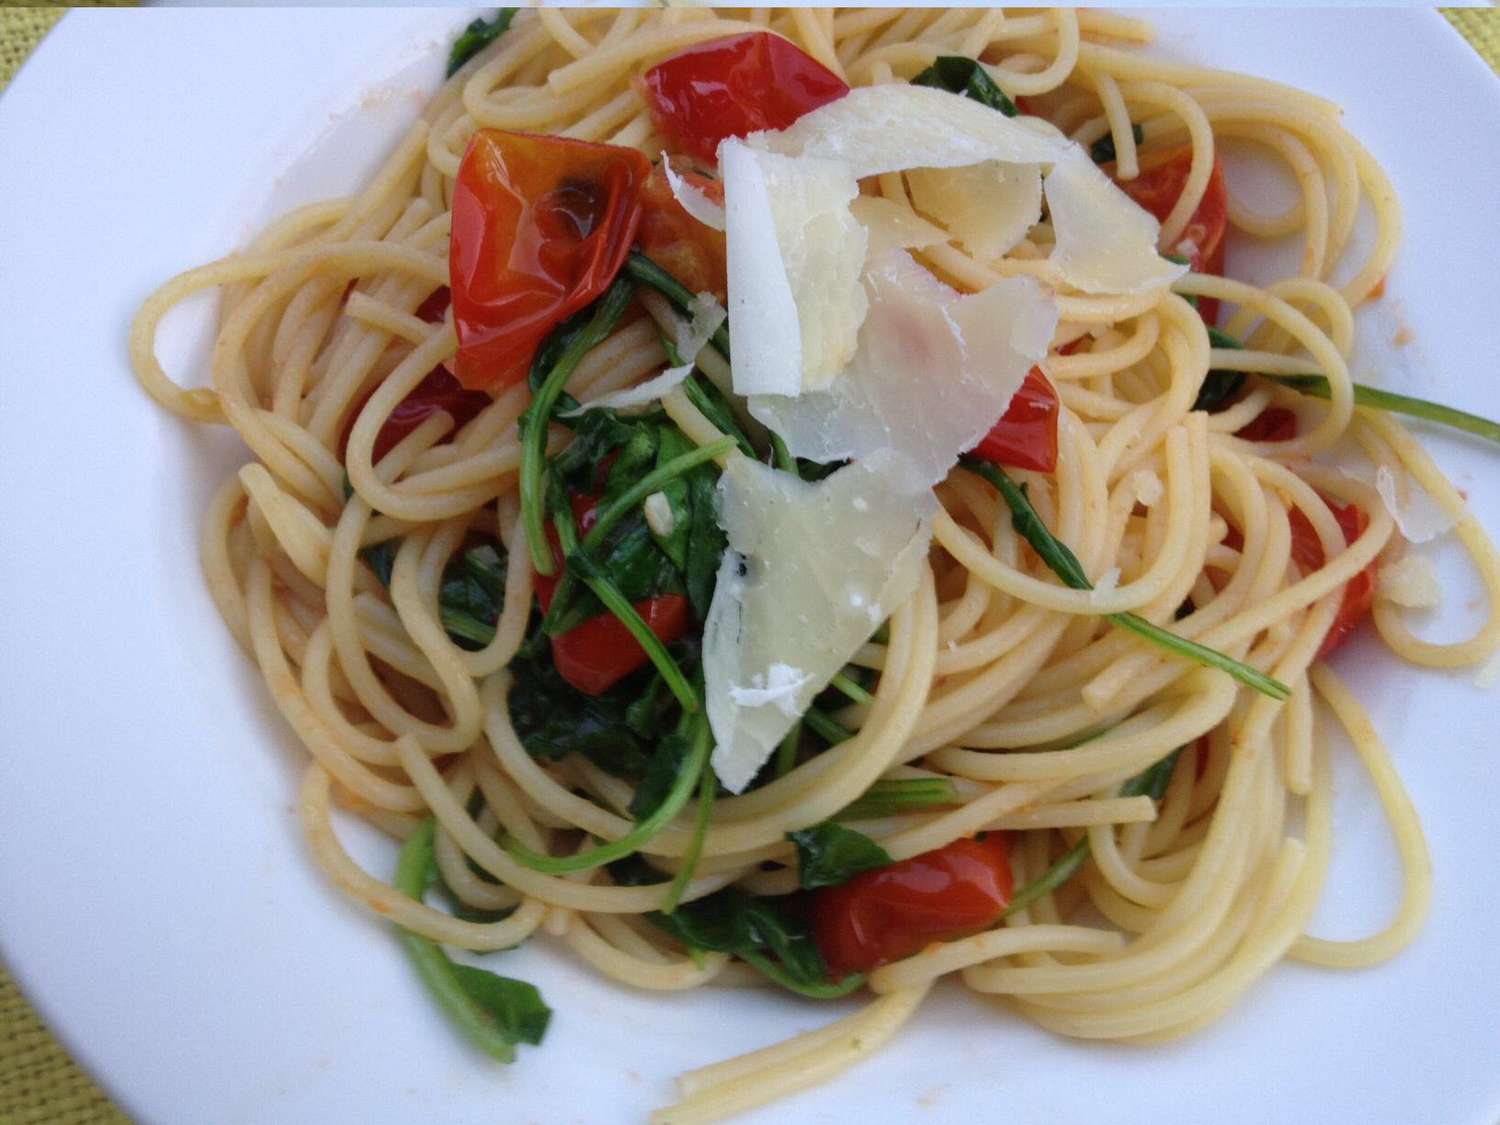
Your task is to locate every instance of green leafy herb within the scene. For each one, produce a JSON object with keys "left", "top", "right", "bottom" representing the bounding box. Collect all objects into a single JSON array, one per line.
[
  {"left": 611, "top": 859, "right": 865, "bottom": 998},
  {"left": 911, "top": 56, "right": 1018, "bottom": 117},
  {"left": 361, "top": 540, "right": 398, "bottom": 587},
  {"left": 803, "top": 707, "right": 854, "bottom": 747},
  {"left": 774, "top": 720, "right": 804, "bottom": 778},
  {"left": 1090, "top": 123, "right": 1145, "bottom": 165},
  {"left": 663, "top": 761, "right": 717, "bottom": 915},
  {"left": 827, "top": 671, "right": 875, "bottom": 706},
  {"left": 520, "top": 278, "right": 635, "bottom": 576},
  {"left": 837, "top": 777, "right": 960, "bottom": 821},
  {"left": 506, "top": 649, "right": 655, "bottom": 778},
  {"left": 447, "top": 10, "right": 518, "bottom": 78},
  {"left": 362, "top": 540, "right": 506, "bottom": 651},
  {"left": 788, "top": 822, "right": 893, "bottom": 889},
  {"left": 960, "top": 458, "right": 1291, "bottom": 701},
  {"left": 393, "top": 819, "right": 550, "bottom": 1062},
  {"left": 1266, "top": 375, "right": 1500, "bottom": 447},
  {"left": 502, "top": 713, "right": 711, "bottom": 874}
]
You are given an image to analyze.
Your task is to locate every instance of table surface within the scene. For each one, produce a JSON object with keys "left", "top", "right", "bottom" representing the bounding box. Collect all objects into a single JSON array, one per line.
[{"left": 0, "top": 7, "right": 1496, "bottom": 1124}]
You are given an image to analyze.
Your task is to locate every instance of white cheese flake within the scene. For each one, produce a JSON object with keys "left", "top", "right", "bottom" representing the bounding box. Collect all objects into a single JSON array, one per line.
[
  {"left": 1044, "top": 152, "right": 1187, "bottom": 294},
  {"left": 557, "top": 364, "right": 692, "bottom": 418},
  {"left": 906, "top": 161, "right": 1041, "bottom": 261},
  {"left": 721, "top": 140, "right": 867, "bottom": 397},
  {"left": 752, "top": 84, "right": 1072, "bottom": 178},
  {"left": 643, "top": 491, "right": 676, "bottom": 538},
  {"left": 748, "top": 250, "right": 1057, "bottom": 491},
  {"left": 1377, "top": 554, "right": 1441, "bottom": 609},
  {"left": 850, "top": 195, "right": 948, "bottom": 259},
  {"left": 704, "top": 452, "right": 936, "bottom": 792},
  {"left": 1374, "top": 465, "right": 1458, "bottom": 544},
  {"left": 662, "top": 154, "right": 725, "bottom": 231},
  {"left": 675, "top": 291, "right": 726, "bottom": 366}
]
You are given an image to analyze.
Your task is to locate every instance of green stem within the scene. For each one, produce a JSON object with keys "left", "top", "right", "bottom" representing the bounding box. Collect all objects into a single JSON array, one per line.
[
  {"left": 521, "top": 279, "right": 634, "bottom": 576},
  {"left": 769, "top": 432, "right": 798, "bottom": 474},
  {"left": 803, "top": 707, "right": 854, "bottom": 746},
  {"left": 502, "top": 714, "right": 711, "bottom": 874},
  {"left": 828, "top": 671, "right": 875, "bottom": 707},
  {"left": 960, "top": 458, "right": 1290, "bottom": 702},
  {"left": 1263, "top": 374, "right": 1500, "bottom": 446},
  {"left": 1002, "top": 836, "right": 1091, "bottom": 920},
  {"left": 394, "top": 820, "right": 516, "bottom": 1062},
  {"left": 837, "top": 778, "right": 960, "bottom": 821},
  {"left": 739, "top": 951, "right": 867, "bottom": 999},
  {"left": 682, "top": 375, "right": 757, "bottom": 458},
  {"left": 662, "top": 760, "right": 717, "bottom": 915},
  {"left": 625, "top": 251, "right": 732, "bottom": 360},
  {"left": 775, "top": 720, "right": 803, "bottom": 778}
]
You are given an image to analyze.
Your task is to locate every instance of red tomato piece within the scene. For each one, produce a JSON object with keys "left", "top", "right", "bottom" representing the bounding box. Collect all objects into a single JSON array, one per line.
[
  {"left": 414, "top": 286, "right": 451, "bottom": 323},
  {"left": 449, "top": 130, "right": 651, "bottom": 390},
  {"left": 813, "top": 834, "right": 1014, "bottom": 979},
  {"left": 1117, "top": 148, "right": 1229, "bottom": 326},
  {"left": 531, "top": 495, "right": 689, "bottom": 696},
  {"left": 640, "top": 32, "right": 849, "bottom": 163},
  {"left": 1236, "top": 406, "right": 1299, "bottom": 443},
  {"left": 341, "top": 367, "right": 492, "bottom": 463},
  {"left": 969, "top": 367, "right": 1060, "bottom": 473},
  {"left": 1288, "top": 496, "right": 1378, "bottom": 658},
  {"left": 636, "top": 162, "right": 728, "bottom": 300}
]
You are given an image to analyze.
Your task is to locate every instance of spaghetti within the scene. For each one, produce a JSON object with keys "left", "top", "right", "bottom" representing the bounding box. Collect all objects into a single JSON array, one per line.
[{"left": 130, "top": 9, "right": 1500, "bottom": 1123}]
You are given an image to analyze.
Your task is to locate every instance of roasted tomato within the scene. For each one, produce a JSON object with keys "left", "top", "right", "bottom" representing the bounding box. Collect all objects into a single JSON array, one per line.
[
  {"left": 969, "top": 367, "right": 1060, "bottom": 473},
  {"left": 1117, "top": 148, "right": 1229, "bottom": 325},
  {"left": 636, "top": 162, "right": 727, "bottom": 300},
  {"left": 1289, "top": 497, "right": 1378, "bottom": 658},
  {"left": 813, "top": 834, "right": 1014, "bottom": 978},
  {"left": 640, "top": 32, "right": 849, "bottom": 162},
  {"left": 449, "top": 130, "right": 650, "bottom": 389}
]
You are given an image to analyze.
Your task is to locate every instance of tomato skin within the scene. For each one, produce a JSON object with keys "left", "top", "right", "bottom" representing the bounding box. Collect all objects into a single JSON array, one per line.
[
  {"left": 1288, "top": 498, "right": 1378, "bottom": 658},
  {"left": 641, "top": 32, "right": 849, "bottom": 162},
  {"left": 532, "top": 495, "right": 689, "bottom": 696},
  {"left": 813, "top": 834, "right": 1015, "bottom": 979},
  {"left": 969, "top": 367, "right": 1060, "bottom": 473},
  {"left": 449, "top": 130, "right": 650, "bottom": 390},
  {"left": 1236, "top": 406, "right": 1299, "bottom": 443},
  {"left": 636, "top": 163, "right": 728, "bottom": 300},
  {"left": 1117, "top": 148, "right": 1228, "bottom": 326}
]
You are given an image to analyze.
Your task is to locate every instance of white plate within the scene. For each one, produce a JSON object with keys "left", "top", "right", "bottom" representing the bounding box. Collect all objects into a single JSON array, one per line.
[{"left": 2, "top": 9, "right": 1499, "bottom": 1125}]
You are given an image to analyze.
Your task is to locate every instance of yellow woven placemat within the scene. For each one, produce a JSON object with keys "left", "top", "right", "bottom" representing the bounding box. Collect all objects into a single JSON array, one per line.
[{"left": 0, "top": 8, "right": 1497, "bottom": 1125}]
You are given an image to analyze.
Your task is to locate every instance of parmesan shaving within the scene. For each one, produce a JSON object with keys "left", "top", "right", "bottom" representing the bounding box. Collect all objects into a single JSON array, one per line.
[
  {"left": 850, "top": 195, "right": 948, "bottom": 259},
  {"left": 906, "top": 162, "right": 1041, "bottom": 261},
  {"left": 1374, "top": 465, "right": 1459, "bottom": 544},
  {"left": 720, "top": 140, "right": 867, "bottom": 396},
  {"left": 753, "top": 84, "right": 1072, "bottom": 178},
  {"left": 662, "top": 154, "right": 725, "bottom": 231},
  {"left": 1044, "top": 152, "right": 1187, "bottom": 294},
  {"left": 643, "top": 491, "right": 676, "bottom": 538},
  {"left": 704, "top": 452, "right": 935, "bottom": 792},
  {"left": 747, "top": 251, "right": 1056, "bottom": 490},
  {"left": 1377, "top": 554, "right": 1441, "bottom": 609},
  {"left": 675, "top": 291, "right": 726, "bottom": 365},
  {"left": 557, "top": 365, "right": 692, "bottom": 417}
]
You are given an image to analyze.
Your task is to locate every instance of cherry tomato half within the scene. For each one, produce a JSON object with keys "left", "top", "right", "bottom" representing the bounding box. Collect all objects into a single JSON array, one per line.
[
  {"left": 969, "top": 366, "right": 1060, "bottom": 473},
  {"left": 532, "top": 495, "right": 690, "bottom": 696},
  {"left": 636, "top": 162, "right": 728, "bottom": 300},
  {"left": 641, "top": 32, "right": 849, "bottom": 163},
  {"left": 1289, "top": 496, "right": 1378, "bottom": 658},
  {"left": 813, "top": 834, "right": 1014, "bottom": 979},
  {"left": 449, "top": 130, "right": 651, "bottom": 390},
  {"left": 1235, "top": 406, "right": 1300, "bottom": 443},
  {"left": 1116, "top": 148, "right": 1228, "bottom": 326}
]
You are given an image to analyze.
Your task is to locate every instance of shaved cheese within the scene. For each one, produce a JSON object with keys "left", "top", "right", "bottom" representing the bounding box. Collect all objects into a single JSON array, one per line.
[
  {"left": 643, "top": 491, "right": 675, "bottom": 538},
  {"left": 704, "top": 452, "right": 935, "bottom": 792},
  {"left": 557, "top": 365, "right": 691, "bottom": 417},
  {"left": 1377, "top": 554, "right": 1441, "bottom": 609},
  {"left": 850, "top": 196, "right": 948, "bottom": 259},
  {"left": 675, "top": 291, "right": 726, "bottom": 365},
  {"left": 906, "top": 162, "right": 1041, "bottom": 261},
  {"left": 1045, "top": 152, "right": 1187, "bottom": 294},
  {"left": 748, "top": 251, "right": 1056, "bottom": 490},
  {"left": 662, "top": 154, "right": 725, "bottom": 231},
  {"left": 1374, "top": 465, "right": 1458, "bottom": 544},
  {"left": 1129, "top": 469, "right": 1164, "bottom": 508},
  {"left": 754, "top": 84, "right": 1071, "bottom": 178},
  {"left": 721, "top": 140, "right": 867, "bottom": 396}
]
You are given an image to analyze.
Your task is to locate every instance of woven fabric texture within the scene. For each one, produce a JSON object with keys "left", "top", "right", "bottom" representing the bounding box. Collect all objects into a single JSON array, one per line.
[{"left": 0, "top": 8, "right": 1496, "bottom": 1125}]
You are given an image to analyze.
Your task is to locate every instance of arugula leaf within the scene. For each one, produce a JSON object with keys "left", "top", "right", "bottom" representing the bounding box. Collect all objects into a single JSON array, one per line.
[
  {"left": 362, "top": 540, "right": 506, "bottom": 651},
  {"left": 663, "top": 760, "right": 717, "bottom": 915},
  {"left": 648, "top": 426, "right": 694, "bottom": 569},
  {"left": 788, "top": 822, "right": 892, "bottom": 889},
  {"left": 609, "top": 862, "right": 865, "bottom": 998},
  {"left": 960, "top": 459, "right": 1291, "bottom": 701},
  {"left": 361, "top": 540, "right": 398, "bottom": 586},
  {"left": 911, "top": 56, "right": 1018, "bottom": 117},
  {"left": 628, "top": 723, "right": 695, "bottom": 820},
  {"left": 1090, "top": 123, "right": 1145, "bottom": 165},
  {"left": 447, "top": 10, "right": 518, "bottom": 78},
  {"left": 624, "top": 252, "right": 732, "bottom": 360},
  {"left": 507, "top": 647, "right": 655, "bottom": 778},
  {"left": 393, "top": 820, "right": 550, "bottom": 1062},
  {"left": 683, "top": 463, "right": 726, "bottom": 620}
]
